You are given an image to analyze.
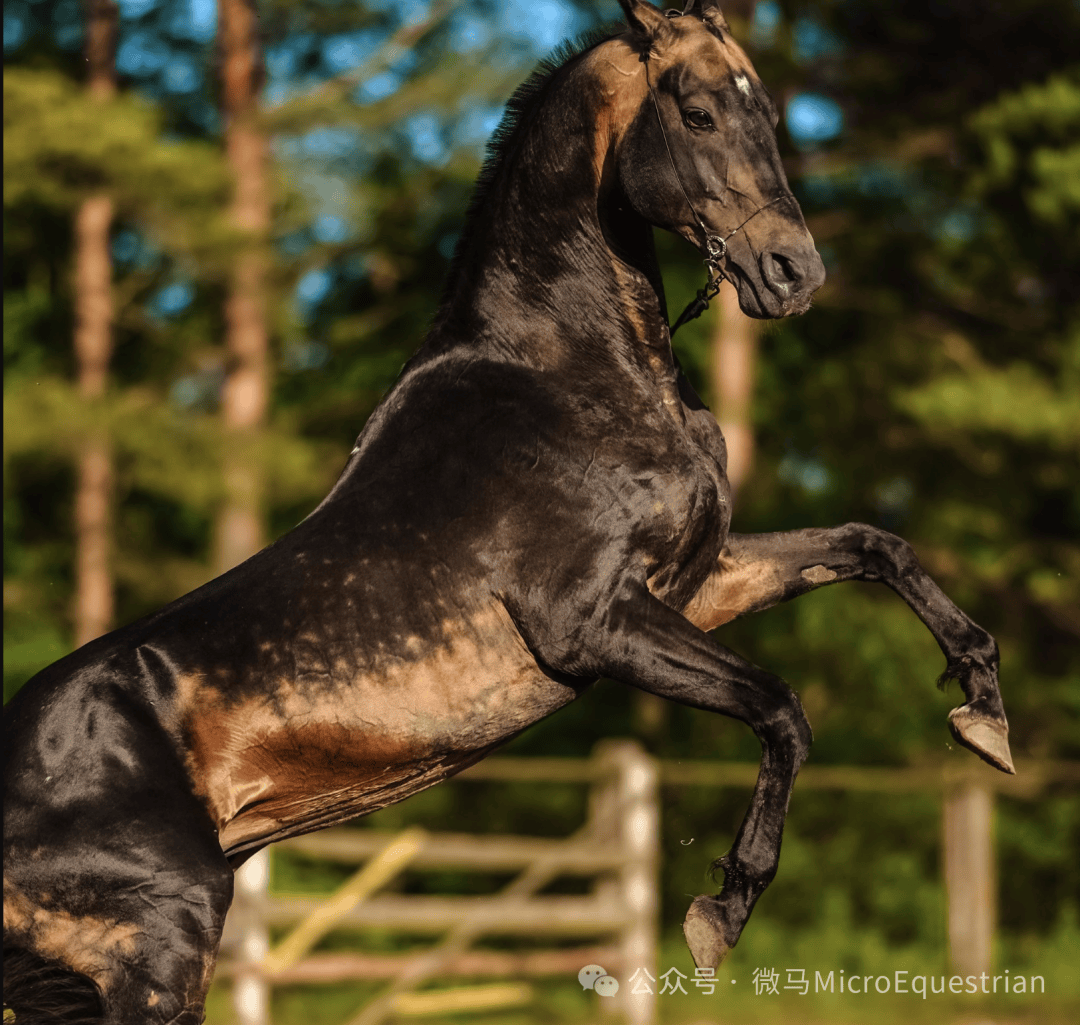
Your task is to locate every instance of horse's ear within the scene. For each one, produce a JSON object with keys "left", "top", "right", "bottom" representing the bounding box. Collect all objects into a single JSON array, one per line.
[
  {"left": 683, "top": 0, "right": 731, "bottom": 34},
  {"left": 617, "top": 0, "right": 674, "bottom": 45}
]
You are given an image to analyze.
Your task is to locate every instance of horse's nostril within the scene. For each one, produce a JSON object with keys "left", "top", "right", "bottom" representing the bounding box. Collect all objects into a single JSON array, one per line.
[
  {"left": 767, "top": 252, "right": 799, "bottom": 286},
  {"left": 778, "top": 255, "right": 798, "bottom": 282},
  {"left": 759, "top": 248, "right": 825, "bottom": 305},
  {"left": 760, "top": 251, "right": 815, "bottom": 299}
]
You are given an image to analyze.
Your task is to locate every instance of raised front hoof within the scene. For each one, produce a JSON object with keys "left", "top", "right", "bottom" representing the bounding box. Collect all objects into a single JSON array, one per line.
[
  {"left": 683, "top": 895, "right": 733, "bottom": 971},
  {"left": 948, "top": 704, "right": 1015, "bottom": 775}
]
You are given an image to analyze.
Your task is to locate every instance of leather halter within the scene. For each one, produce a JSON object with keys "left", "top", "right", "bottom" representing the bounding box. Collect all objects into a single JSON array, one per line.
[{"left": 641, "top": 16, "right": 793, "bottom": 335}]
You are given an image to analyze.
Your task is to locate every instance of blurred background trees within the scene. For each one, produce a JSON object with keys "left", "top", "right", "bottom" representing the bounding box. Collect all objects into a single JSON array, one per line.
[{"left": 4, "top": 0, "right": 1078, "bottom": 1017}]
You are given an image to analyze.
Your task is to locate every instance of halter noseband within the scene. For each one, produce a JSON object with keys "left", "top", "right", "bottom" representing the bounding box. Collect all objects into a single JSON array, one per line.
[{"left": 641, "top": 35, "right": 791, "bottom": 335}]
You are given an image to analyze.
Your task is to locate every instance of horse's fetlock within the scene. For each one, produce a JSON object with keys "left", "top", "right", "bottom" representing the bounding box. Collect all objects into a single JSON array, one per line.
[
  {"left": 714, "top": 846, "right": 775, "bottom": 898},
  {"left": 744, "top": 856, "right": 777, "bottom": 893},
  {"left": 710, "top": 852, "right": 735, "bottom": 882},
  {"left": 971, "top": 633, "right": 999, "bottom": 669}
]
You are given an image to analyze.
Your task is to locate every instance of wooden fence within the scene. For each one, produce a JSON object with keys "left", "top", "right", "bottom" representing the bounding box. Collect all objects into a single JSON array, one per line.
[
  {"left": 219, "top": 746, "right": 1079, "bottom": 1024},
  {"left": 661, "top": 754, "right": 1080, "bottom": 981},
  {"left": 221, "top": 739, "right": 659, "bottom": 1025}
]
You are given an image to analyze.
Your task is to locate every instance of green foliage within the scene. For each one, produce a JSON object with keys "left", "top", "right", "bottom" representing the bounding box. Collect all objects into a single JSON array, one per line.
[
  {"left": 898, "top": 360, "right": 1080, "bottom": 448},
  {"left": 3, "top": 68, "right": 234, "bottom": 264},
  {"left": 969, "top": 72, "right": 1080, "bottom": 225},
  {"left": 4, "top": 379, "right": 336, "bottom": 511}
]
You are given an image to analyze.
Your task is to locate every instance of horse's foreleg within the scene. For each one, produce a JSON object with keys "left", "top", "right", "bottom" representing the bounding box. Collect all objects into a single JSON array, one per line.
[
  {"left": 555, "top": 584, "right": 812, "bottom": 970},
  {"left": 681, "top": 523, "right": 1013, "bottom": 774}
]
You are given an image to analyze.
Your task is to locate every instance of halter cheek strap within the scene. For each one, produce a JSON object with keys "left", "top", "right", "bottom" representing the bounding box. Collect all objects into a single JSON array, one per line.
[{"left": 642, "top": 55, "right": 790, "bottom": 335}]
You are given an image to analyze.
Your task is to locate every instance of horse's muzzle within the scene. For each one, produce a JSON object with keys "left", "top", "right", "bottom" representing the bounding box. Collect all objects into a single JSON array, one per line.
[{"left": 759, "top": 245, "right": 826, "bottom": 314}]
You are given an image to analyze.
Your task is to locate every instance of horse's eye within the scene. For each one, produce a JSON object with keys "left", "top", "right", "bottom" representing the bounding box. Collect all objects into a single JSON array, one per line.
[{"left": 683, "top": 108, "right": 714, "bottom": 130}]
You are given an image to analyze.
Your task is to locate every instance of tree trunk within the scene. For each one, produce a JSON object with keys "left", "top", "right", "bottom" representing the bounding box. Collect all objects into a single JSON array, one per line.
[
  {"left": 73, "top": 0, "right": 118, "bottom": 648},
  {"left": 711, "top": 279, "right": 759, "bottom": 498},
  {"left": 218, "top": 4, "right": 271, "bottom": 1019},
  {"left": 216, "top": 0, "right": 269, "bottom": 576},
  {"left": 710, "top": 0, "right": 760, "bottom": 501}
]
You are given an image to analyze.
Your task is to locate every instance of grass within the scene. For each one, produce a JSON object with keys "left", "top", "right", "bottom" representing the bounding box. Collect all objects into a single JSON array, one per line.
[{"left": 205, "top": 917, "right": 1080, "bottom": 1025}]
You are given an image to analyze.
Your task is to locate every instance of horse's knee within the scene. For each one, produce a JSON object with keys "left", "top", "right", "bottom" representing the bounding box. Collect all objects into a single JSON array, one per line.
[
  {"left": 783, "top": 692, "right": 813, "bottom": 761},
  {"left": 752, "top": 676, "right": 812, "bottom": 763},
  {"left": 835, "top": 522, "right": 913, "bottom": 577}
]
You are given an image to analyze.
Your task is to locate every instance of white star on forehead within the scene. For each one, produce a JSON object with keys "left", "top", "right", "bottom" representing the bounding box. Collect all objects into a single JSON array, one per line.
[{"left": 735, "top": 74, "right": 751, "bottom": 96}]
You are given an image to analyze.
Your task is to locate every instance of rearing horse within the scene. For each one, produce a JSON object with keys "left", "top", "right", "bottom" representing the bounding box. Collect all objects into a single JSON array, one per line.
[{"left": 3, "top": 2, "right": 1013, "bottom": 1021}]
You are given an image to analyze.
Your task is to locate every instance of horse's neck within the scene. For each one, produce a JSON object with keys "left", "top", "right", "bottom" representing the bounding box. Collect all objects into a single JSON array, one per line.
[{"left": 425, "top": 83, "right": 677, "bottom": 401}]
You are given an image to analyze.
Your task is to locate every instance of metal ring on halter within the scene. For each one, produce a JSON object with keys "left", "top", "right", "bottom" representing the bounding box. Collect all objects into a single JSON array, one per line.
[{"left": 705, "top": 235, "right": 726, "bottom": 261}]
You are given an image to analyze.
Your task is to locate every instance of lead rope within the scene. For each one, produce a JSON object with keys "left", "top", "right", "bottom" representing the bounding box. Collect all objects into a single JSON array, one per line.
[{"left": 642, "top": 56, "right": 789, "bottom": 335}]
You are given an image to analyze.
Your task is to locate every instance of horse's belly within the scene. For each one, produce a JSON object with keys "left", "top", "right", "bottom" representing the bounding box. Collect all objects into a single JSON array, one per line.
[{"left": 179, "top": 605, "right": 574, "bottom": 856}]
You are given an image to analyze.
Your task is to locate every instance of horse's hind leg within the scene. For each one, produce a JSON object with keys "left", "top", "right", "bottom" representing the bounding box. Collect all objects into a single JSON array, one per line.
[
  {"left": 5, "top": 769, "right": 233, "bottom": 1024},
  {"left": 5, "top": 852, "right": 231, "bottom": 1024},
  {"left": 5, "top": 840, "right": 232, "bottom": 1025},
  {"left": 681, "top": 524, "right": 1014, "bottom": 773}
]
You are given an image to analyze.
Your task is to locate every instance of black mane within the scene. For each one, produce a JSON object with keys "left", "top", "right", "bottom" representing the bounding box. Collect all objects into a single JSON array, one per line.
[{"left": 439, "top": 28, "right": 618, "bottom": 298}]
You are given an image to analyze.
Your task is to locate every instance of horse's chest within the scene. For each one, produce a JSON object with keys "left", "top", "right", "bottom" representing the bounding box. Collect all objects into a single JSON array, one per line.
[
  {"left": 638, "top": 473, "right": 725, "bottom": 591},
  {"left": 628, "top": 427, "right": 731, "bottom": 602},
  {"left": 626, "top": 420, "right": 727, "bottom": 529}
]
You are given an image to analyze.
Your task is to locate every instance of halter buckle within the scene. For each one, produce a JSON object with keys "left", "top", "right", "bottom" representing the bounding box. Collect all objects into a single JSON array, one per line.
[{"left": 705, "top": 234, "right": 726, "bottom": 262}]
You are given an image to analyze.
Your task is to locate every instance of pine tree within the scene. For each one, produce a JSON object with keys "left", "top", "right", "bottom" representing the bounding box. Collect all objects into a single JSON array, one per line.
[
  {"left": 72, "top": 0, "right": 120, "bottom": 648},
  {"left": 216, "top": 0, "right": 271, "bottom": 575},
  {"left": 708, "top": 0, "right": 761, "bottom": 498}
]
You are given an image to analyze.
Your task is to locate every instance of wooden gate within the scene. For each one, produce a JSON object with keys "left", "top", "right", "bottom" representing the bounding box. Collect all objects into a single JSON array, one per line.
[{"left": 220, "top": 739, "right": 660, "bottom": 1025}]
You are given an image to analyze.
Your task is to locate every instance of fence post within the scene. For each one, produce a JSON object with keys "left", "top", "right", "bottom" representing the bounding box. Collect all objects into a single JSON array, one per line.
[
  {"left": 591, "top": 740, "right": 659, "bottom": 1025},
  {"left": 943, "top": 772, "right": 995, "bottom": 979},
  {"left": 233, "top": 848, "right": 271, "bottom": 1025}
]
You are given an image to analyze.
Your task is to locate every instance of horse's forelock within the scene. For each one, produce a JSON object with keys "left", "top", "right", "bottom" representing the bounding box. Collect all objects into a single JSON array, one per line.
[{"left": 682, "top": 0, "right": 731, "bottom": 37}]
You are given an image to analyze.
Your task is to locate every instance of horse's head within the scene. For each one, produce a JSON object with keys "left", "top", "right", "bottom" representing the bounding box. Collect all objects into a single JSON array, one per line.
[{"left": 602, "top": 0, "right": 825, "bottom": 318}]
